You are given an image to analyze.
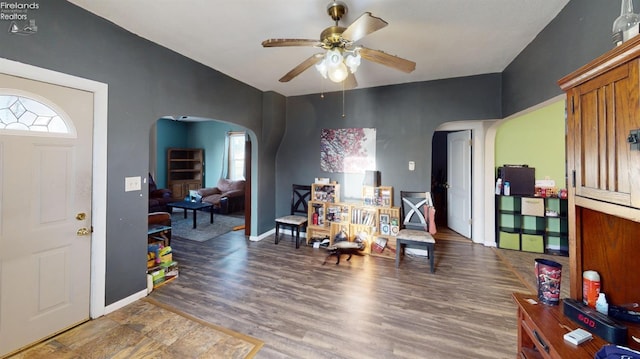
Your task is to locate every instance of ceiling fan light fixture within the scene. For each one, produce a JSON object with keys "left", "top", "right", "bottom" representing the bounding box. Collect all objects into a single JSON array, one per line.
[
  {"left": 325, "top": 48, "right": 343, "bottom": 67},
  {"left": 345, "top": 52, "right": 361, "bottom": 73},
  {"left": 315, "top": 60, "right": 328, "bottom": 79},
  {"left": 328, "top": 62, "right": 348, "bottom": 82}
]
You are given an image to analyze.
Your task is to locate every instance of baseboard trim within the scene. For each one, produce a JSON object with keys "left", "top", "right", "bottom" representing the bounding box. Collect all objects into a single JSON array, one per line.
[{"left": 103, "top": 289, "right": 148, "bottom": 315}]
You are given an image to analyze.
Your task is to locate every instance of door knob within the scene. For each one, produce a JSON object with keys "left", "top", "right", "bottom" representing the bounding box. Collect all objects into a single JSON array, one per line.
[
  {"left": 76, "top": 213, "right": 86, "bottom": 220},
  {"left": 76, "top": 227, "right": 90, "bottom": 236}
]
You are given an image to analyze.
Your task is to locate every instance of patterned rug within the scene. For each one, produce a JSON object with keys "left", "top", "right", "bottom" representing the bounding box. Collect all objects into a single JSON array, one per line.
[
  {"left": 170, "top": 211, "right": 244, "bottom": 242},
  {"left": 8, "top": 297, "right": 263, "bottom": 358}
]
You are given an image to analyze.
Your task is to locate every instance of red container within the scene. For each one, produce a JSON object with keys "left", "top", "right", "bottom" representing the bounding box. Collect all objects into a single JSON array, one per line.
[{"left": 535, "top": 258, "right": 563, "bottom": 305}]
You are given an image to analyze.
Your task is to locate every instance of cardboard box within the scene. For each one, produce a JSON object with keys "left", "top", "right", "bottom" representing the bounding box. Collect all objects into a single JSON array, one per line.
[
  {"left": 521, "top": 197, "right": 544, "bottom": 217},
  {"left": 149, "top": 268, "right": 165, "bottom": 285}
]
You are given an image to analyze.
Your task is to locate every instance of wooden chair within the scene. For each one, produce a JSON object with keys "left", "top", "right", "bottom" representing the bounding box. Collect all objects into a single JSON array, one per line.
[
  {"left": 275, "top": 184, "right": 311, "bottom": 249},
  {"left": 395, "top": 191, "right": 436, "bottom": 273}
]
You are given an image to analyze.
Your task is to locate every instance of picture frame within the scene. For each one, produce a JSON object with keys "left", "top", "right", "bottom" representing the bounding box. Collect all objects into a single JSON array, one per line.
[{"left": 379, "top": 214, "right": 390, "bottom": 224}]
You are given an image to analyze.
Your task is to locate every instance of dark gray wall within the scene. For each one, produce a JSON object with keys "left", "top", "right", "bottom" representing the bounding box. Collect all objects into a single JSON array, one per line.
[
  {"left": 0, "top": 0, "right": 277, "bottom": 305},
  {"left": 276, "top": 74, "right": 502, "bottom": 217},
  {"left": 503, "top": 0, "right": 625, "bottom": 116},
  {"left": 0, "top": 0, "right": 625, "bottom": 307}
]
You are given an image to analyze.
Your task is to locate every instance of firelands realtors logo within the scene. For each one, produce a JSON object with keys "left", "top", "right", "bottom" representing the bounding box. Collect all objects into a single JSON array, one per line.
[{"left": 1, "top": 1, "right": 39, "bottom": 35}]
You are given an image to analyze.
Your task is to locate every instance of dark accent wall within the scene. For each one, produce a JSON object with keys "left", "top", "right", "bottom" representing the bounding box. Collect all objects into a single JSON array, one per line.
[
  {"left": 503, "top": 0, "right": 623, "bottom": 116},
  {"left": 276, "top": 75, "right": 502, "bottom": 217},
  {"left": 0, "top": 0, "right": 621, "bottom": 307},
  {"left": 0, "top": 0, "right": 276, "bottom": 305}
]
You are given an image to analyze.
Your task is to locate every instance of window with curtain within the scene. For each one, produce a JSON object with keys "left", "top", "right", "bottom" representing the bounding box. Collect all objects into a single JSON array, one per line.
[{"left": 228, "top": 132, "right": 245, "bottom": 180}]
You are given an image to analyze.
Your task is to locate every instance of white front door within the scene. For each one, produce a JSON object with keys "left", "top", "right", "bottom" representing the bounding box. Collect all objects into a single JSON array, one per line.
[
  {"left": 447, "top": 130, "right": 472, "bottom": 238},
  {"left": 0, "top": 73, "right": 93, "bottom": 356}
]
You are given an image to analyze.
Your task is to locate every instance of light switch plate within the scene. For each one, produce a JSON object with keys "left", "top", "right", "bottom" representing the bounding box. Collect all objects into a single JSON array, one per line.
[
  {"left": 408, "top": 161, "right": 415, "bottom": 171},
  {"left": 125, "top": 176, "right": 141, "bottom": 192}
]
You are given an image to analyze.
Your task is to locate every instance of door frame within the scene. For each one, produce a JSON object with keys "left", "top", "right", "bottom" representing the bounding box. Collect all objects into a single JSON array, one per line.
[
  {"left": 1, "top": 57, "right": 109, "bottom": 319},
  {"left": 435, "top": 120, "right": 494, "bottom": 246}
]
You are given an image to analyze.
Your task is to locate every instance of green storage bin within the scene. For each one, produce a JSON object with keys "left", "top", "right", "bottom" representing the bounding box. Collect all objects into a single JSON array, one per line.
[
  {"left": 521, "top": 234, "right": 544, "bottom": 253},
  {"left": 499, "top": 231, "right": 520, "bottom": 250}
]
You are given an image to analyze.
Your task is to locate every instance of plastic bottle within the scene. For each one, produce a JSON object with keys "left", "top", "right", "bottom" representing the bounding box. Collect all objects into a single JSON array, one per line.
[
  {"left": 583, "top": 270, "right": 601, "bottom": 308},
  {"left": 596, "top": 292, "right": 609, "bottom": 315},
  {"left": 503, "top": 181, "right": 511, "bottom": 196},
  {"left": 495, "top": 178, "right": 502, "bottom": 195}
]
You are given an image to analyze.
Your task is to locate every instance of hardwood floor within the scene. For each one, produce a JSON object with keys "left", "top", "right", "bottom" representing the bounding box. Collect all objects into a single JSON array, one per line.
[{"left": 148, "top": 228, "right": 534, "bottom": 359}]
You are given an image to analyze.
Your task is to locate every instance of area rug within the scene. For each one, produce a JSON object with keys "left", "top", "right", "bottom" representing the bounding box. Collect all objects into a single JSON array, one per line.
[
  {"left": 171, "top": 211, "right": 244, "bottom": 242},
  {"left": 10, "top": 297, "right": 262, "bottom": 358},
  {"left": 142, "top": 297, "right": 263, "bottom": 358}
]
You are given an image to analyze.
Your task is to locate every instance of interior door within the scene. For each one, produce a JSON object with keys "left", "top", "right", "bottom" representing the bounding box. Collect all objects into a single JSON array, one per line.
[
  {"left": 447, "top": 130, "right": 472, "bottom": 238},
  {"left": 0, "top": 74, "right": 93, "bottom": 356}
]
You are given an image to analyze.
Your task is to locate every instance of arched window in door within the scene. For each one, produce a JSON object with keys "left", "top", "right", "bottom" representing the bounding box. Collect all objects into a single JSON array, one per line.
[{"left": 0, "top": 93, "right": 73, "bottom": 135}]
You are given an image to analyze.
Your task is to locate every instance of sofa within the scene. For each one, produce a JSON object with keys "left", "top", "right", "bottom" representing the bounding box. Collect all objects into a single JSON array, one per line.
[
  {"left": 148, "top": 173, "right": 173, "bottom": 213},
  {"left": 197, "top": 178, "right": 245, "bottom": 214}
]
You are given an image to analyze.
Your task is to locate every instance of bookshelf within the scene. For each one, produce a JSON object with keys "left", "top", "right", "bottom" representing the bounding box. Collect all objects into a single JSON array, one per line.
[{"left": 305, "top": 182, "right": 401, "bottom": 257}]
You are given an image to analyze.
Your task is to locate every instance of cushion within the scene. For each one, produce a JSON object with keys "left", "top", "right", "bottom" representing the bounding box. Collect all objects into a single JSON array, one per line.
[
  {"left": 216, "top": 178, "right": 245, "bottom": 193},
  {"left": 276, "top": 215, "right": 307, "bottom": 226},
  {"left": 396, "top": 229, "right": 435, "bottom": 243},
  {"left": 198, "top": 187, "right": 221, "bottom": 197}
]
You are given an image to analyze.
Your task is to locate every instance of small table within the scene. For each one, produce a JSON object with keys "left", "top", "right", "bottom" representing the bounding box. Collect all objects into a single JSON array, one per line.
[{"left": 167, "top": 201, "right": 214, "bottom": 229}]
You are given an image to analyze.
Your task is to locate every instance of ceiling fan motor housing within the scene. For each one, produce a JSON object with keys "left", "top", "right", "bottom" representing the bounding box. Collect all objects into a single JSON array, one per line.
[
  {"left": 327, "top": 1, "right": 348, "bottom": 21},
  {"left": 320, "top": 26, "right": 348, "bottom": 48}
]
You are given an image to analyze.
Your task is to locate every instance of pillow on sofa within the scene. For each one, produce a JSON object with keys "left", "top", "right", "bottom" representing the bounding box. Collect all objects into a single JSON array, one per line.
[
  {"left": 217, "top": 178, "right": 245, "bottom": 193},
  {"left": 198, "top": 187, "right": 221, "bottom": 197}
]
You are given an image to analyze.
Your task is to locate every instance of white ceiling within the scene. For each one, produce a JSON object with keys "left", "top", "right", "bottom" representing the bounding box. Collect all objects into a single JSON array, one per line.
[{"left": 67, "top": 0, "right": 571, "bottom": 97}]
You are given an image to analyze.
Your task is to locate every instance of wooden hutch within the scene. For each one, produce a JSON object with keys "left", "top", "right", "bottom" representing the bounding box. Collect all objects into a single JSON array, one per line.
[{"left": 513, "top": 36, "right": 640, "bottom": 357}]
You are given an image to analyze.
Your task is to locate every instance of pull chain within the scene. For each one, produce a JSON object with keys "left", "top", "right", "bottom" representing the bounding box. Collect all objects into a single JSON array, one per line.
[{"left": 342, "top": 81, "right": 346, "bottom": 118}]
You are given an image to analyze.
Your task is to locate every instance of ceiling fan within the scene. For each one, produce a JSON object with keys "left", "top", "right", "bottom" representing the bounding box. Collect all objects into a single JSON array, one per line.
[{"left": 261, "top": 1, "right": 416, "bottom": 87}]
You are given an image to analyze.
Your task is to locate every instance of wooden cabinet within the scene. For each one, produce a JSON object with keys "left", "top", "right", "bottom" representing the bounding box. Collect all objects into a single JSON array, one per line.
[
  {"left": 558, "top": 36, "right": 640, "bottom": 303},
  {"left": 562, "top": 57, "right": 640, "bottom": 208},
  {"left": 513, "top": 293, "right": 608, "bottom": 359},
  {"left": 167, "top": 148, "right": 204, "bottom": 200}
]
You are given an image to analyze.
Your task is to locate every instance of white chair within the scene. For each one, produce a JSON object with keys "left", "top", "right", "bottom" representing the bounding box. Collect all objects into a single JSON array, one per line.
[{"left": 395, "top": 191, "right": 436, "bottom": 273}]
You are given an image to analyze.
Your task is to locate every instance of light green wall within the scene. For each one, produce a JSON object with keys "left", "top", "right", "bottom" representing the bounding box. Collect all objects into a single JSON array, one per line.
[{"left": 495, "top": 100, "right": 567, "bottom": 189}]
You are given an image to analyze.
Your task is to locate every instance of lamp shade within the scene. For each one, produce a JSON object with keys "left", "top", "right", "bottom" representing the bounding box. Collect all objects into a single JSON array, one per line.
[{"left": 328, "top": 62, "right": 348, "bottom": 82}]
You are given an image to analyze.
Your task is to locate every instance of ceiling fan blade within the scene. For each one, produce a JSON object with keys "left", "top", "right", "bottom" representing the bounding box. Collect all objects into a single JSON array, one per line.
[
  {"left": 358, "top": 47, "right": 416, "bottom": 73},
  {"left": 262, "top": 38, "right": 321, "bottom": 47},
  {"left": 341, "top": 12, "right": 388, "bottom": 43},
  {"left": 343, "top": 73, "right": 358, "bottom": 90},
  {"left": 279, "top": 53, "right": 324, "bottom": 82}
]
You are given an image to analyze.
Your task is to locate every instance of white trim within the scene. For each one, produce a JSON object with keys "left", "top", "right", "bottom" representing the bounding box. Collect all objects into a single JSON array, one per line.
[
  {"left": 435, "top": 120, "right": 496, "bottom": 246},
  {"left": 103, "top": 289, "right": 147, "bottom": 315},
  {"left": 0, "top": 57, "right": 109, "bottom": 319}
]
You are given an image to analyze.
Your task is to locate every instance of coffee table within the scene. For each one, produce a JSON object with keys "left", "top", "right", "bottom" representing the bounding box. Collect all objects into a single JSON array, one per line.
[{"left": 167, "top": 201, "right": 214, "bottom": 229}]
